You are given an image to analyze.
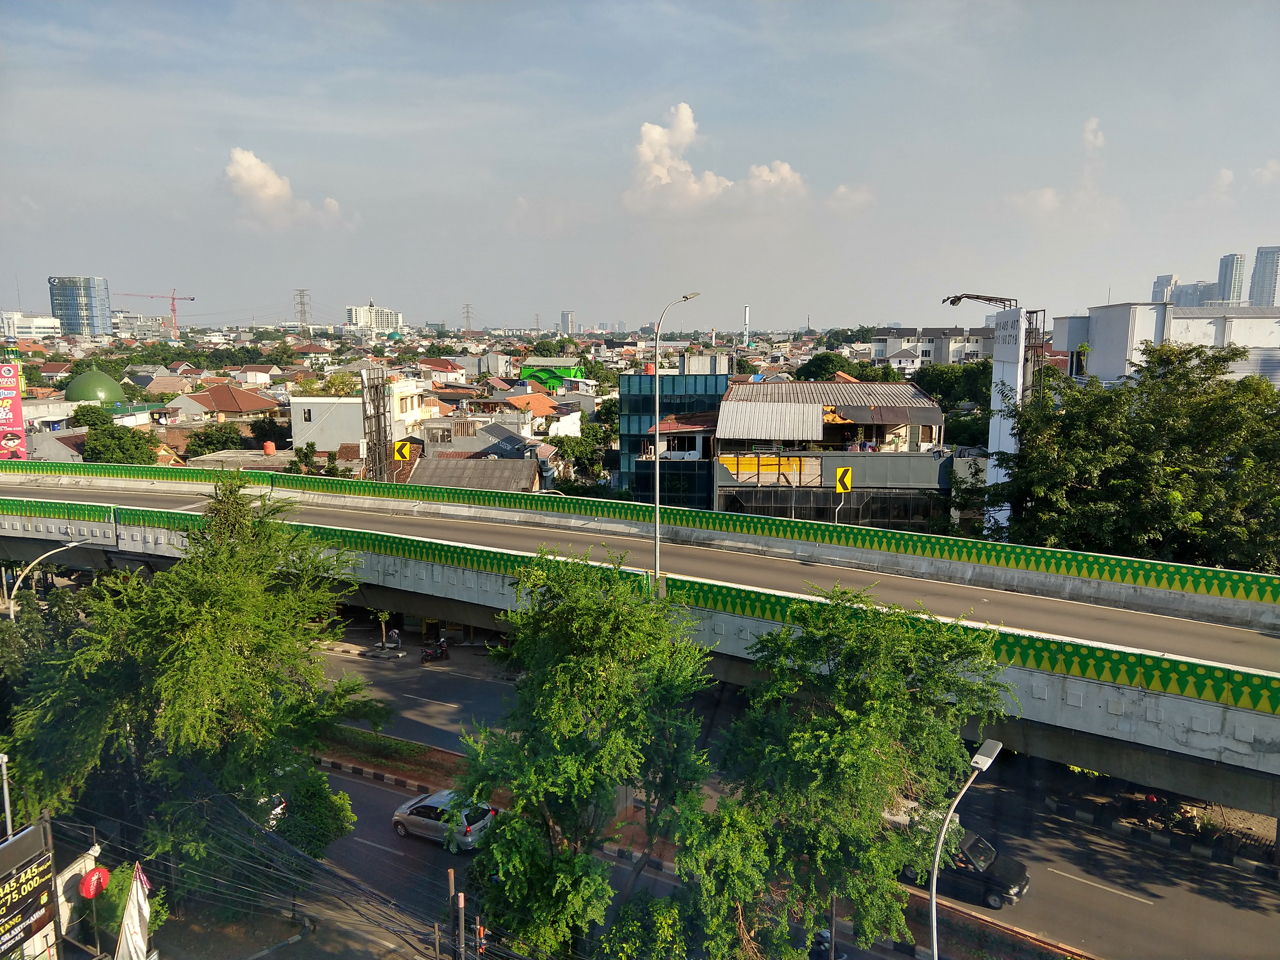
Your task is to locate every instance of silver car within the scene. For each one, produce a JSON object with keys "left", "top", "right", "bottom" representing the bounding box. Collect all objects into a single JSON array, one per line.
[{"left": 391, "top": 790, "right": 494, "bottom": 851}]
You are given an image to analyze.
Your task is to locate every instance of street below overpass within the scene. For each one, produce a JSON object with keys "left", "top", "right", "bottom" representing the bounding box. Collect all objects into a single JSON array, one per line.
[{"left": 29, "top": 483, "right": 1280, "bottom": 673}]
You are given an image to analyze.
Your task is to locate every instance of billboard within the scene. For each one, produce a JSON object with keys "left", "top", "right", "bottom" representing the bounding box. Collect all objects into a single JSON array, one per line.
[
  {"left": 0, "top": 852, "right": 54, "bottom": 955},
  {"left": 0, "top": 363, "right": 26, "bottom": 460}
]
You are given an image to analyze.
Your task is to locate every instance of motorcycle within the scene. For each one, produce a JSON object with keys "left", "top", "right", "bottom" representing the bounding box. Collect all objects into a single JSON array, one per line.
[{"left": 421, "top": 639, "right": 450, "bottom": 664}]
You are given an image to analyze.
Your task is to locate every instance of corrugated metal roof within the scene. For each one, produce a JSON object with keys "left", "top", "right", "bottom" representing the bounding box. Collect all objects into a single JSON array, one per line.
[
  {"left": 717, "top": 401, "right": 824, "bottom": 441},
  {"left": 408, "top": 458, "right": 538, "bottom": 492},
  {"left": 722, "top": 380, "right": 939, "bottom": 407}
]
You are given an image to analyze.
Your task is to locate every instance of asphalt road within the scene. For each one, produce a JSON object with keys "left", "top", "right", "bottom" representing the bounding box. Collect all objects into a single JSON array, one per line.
[
  {"left": 948, "top": 756, "right": 1280, "bottom": 960},
  {"left": 24, "top": 483, "right": 1280, "bottom": 673},
  {"left": 323, "top": 645, "right": 514, "bottom": 752}
]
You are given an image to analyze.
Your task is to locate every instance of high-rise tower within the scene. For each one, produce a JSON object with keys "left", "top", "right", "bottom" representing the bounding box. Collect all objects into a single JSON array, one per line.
[
  {"left": 48, "top": 276, "right": 111, "bottom": 336},
  {"left": 1217, "top": 254, "right": 1246, "bottom": 303},
  {"left": 1248, "top": 247, "right": 1280, "bottom": 307}
]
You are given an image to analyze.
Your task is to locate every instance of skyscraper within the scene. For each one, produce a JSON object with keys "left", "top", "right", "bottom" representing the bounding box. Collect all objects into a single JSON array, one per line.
[
  {"left": 48, "top": 276, "right": 111, "bottom": 336},
  {"left": 1248, "top": 247, "right": 1280, "bottom": 307},
  {"left": 561, "top": 310, "right": 575, "bottom": 335},
  {"left": 345, "top": 300, "right": 403, "bottom": 332},
  {"left": 1217, "top": 253, "right": 1246, "bottom": 303},
  {"left": 1151, "top": 274, "right": 1178, "bottom": 302}
]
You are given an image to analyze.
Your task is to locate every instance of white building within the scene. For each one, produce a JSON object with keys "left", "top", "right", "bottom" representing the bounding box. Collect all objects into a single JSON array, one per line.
[
  {"left": 1248, "top": 246, "right": 1280, "bottom": 308},
  {"left": 0, "top": 312, "right": 61, "bottom": 339},
  {"left": 346, "top": 300, "right": 404, "bottom": 332},
  {"left": 291, "top": 377, "right": 437, "bottom": 451},
  {"left": 1218, "top": 253, "right": 1246, "bottom": 303},
  {"left": 111, "top": 311, "right": 169, "bottom": 340},
  {"left": 1054, "top": 302, "right": 1280, "bottom": 384}
]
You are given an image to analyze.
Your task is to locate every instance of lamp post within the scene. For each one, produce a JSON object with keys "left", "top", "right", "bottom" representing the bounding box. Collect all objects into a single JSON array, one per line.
[
  {"left": 8, "top": 541, "right": 88, "bottom": 621},
  {"left": 652, "top": 292, "right": 700, "bottom": 594},
  {"left": 929, "top": 739, "right": 1002, "bottom": 960}
]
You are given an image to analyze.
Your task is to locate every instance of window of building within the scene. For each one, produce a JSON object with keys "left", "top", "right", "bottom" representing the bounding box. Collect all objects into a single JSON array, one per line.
[
  {"left": 668, "top": 435, "right": 697, "bottom": 452},
  {"left": 303, "top": 409, "right": 312, "bottom": 422}
]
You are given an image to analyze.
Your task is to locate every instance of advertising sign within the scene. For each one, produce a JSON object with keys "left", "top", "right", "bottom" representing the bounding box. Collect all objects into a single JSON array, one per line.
[
  {"left": 0, "top": 364, "right": 27, "bottom": 460},
  {"left": 0, "top": 852, "right": 54, "bottom": 955}
]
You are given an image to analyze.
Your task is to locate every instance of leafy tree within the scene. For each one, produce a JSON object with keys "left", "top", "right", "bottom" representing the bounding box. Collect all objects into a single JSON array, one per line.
[
  {"left": 735, "top": 358, "right": 756, "bottom": 376},
  {"left": 685, "top": 586, "right": 1007, "bottom": 957},
  {"left": 94, "top": 863, "right": 170, "bottom": 937},
  {"left": 824, "top": 326, "right": 878, "bottom": 350},
  {"left": 795, "top": 353, "right": 904, "bottom": 383},
  {"left": 579, "top": 358, "right": 620, "bottom": 389},
  {"left": 596, "top": 397, "right": 619, "bottom": 431},
  {"left": 22, "top": 364, "right": 47, "bottom": 388},
  {"left": 264, "top": 342, "right": 296, "bottom": 367},
  {"left": 72, "top": 404, "right": 112, "bottom": 429},
  {"left": 531, "top": 337, "right": 579, "bottom": 358},
  {"left": 83, "top": 424, "right": 159, "bottom": 464},
  {"left": 600, "top": 890, "right": 689, "bottom": 960},
  {"left": 183, "top": 422, "right": 245, "bottom": 458},
  {"left": 249, "top": 417, "right": 290, "bottom": 448},
  {"left": 459, "top": 552, "right": 710, "bottom": 959},
  {"left": 8, "top": 477, "right": 390, "bottom": 902},
  {"left": 911, "top": 360, "right": 992, "bottom": 411},
  {"left": 550, "top": 423, "right": 610, "bottom": 479},
  {"left": 988, "top": 341, "right": 1280, "bottom": 572}
]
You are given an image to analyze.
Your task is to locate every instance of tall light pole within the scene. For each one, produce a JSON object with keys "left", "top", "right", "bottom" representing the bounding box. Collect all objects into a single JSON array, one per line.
[
  {"left": 929, "top": 739, "right": 1002, "bottom": 960},
  {"left": 8, "top": 541, "right": 88, "bottom": 620},
  {"left": 652, "top": 292, "right": 700, "bottom": 594}
]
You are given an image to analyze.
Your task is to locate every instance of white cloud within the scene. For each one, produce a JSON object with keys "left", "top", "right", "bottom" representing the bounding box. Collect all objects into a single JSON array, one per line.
[
  {"left": 1253, "top": 159, "right": 1280, "bottom": 184},
  {"left": 624, "top": 103, "right": 806, "bottom": 213},
  {"left": 223, "top": 148, "right": 340, "bottom": 229},
  {"left": 1012, "top": 187, "right": 1062, "bottom": 215},
  {"left": 1010, "top": 118, "right": 1121, "bottom": 228},
  {"left": 825, "top": 184, "right": 875, "bottom": 214},
  {"left": 1082, "top": 116, "right": 1104, "bottom": 154}
]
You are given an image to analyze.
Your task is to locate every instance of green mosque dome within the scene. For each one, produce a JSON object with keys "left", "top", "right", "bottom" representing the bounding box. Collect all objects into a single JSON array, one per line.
[{"left": 64, "top": 366, "right": 127, "bottom": 404}]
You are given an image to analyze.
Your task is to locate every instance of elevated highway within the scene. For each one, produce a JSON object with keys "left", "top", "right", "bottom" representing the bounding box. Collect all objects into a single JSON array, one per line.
[{"left": 0, "top": 467, "right": 1277, "bottom": 821}]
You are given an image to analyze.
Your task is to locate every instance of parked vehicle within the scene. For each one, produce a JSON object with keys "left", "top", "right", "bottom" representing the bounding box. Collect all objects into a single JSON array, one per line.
[
  {"left": 947, "top": 832, "right": 1029, "bottom": 909},
  {"left": 392, "top": 790, "right": 495, "bottom": 851},
  {"left": 421, "top": 638, "right": 450, "bottom": 663}
]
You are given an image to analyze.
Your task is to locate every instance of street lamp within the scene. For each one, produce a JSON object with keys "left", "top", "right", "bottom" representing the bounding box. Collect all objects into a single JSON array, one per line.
[
  {"left": 652, "top": 292, "right": 699, "bottom": 594},
  {"left": 8, "top": 540, "right": 88, "bottom": 620},
  {"left": 929, "top": 739, "right": 1002, "bottom": 960}
]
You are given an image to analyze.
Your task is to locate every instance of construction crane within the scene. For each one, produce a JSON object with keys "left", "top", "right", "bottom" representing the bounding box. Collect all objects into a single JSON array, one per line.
[{"left": 115, "top": 289, "right": 196, "bottom": 338}]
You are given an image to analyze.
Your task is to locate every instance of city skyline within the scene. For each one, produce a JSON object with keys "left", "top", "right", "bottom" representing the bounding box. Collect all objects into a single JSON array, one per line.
[{"left": 1, "top": 2, "right": 1278, "bottom": 333}]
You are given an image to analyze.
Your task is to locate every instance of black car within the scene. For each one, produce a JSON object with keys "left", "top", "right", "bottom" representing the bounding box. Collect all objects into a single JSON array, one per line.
[{"left": 949, "top": 831, "right": 1029, "bottom": 909}]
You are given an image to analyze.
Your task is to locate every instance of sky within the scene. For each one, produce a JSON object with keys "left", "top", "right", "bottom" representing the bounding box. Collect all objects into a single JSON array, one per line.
[{"left": 1, "top": 1, "right": 1278, "bottom": 334}]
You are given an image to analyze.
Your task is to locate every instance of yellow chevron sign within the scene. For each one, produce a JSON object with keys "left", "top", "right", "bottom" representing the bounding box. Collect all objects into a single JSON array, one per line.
[
  {"left": 835, "top": 466, "right": 852, "bottom": 493},
  {"left": 394, "top": 440, "right": 413, "bottom": 461}
]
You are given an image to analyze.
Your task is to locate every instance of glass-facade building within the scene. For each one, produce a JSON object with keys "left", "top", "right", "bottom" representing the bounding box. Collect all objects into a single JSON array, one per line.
[
  {"left": 48, "top": 277, "right": 112, "bottom": 336},
  {"left": 618, "top": 372, "right": 728, "bottom": 508}
]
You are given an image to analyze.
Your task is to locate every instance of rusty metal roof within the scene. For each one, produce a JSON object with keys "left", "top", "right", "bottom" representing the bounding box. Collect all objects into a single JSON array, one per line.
[
  {"left": 722, "top": 380, "right": 939, "bottom": 407},
  {"left": 717, "top": 401, "right": 825, "bottom": 440}
]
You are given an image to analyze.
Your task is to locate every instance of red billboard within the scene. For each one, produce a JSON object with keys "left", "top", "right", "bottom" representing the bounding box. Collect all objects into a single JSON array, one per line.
[{"left": 0, "top": 365, "right": 26, "bottom": 460}]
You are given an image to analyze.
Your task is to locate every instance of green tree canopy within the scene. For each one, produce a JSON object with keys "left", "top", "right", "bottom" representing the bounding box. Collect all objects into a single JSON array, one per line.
[
  {"left": 988, "top": 341, "right": 1280, "bottom": 572},
  {"left": 683, "top": 587, "right": 1007, "bottom": 957},
  {"left": 911, "top": 359, "right": 993, "bottom": 411},
  {"left": 530, "top": 337, "right": 579, "bottom": 357},
  {"left": 823, "top": 326, "right": 878, "bottom": 350},
  {"left": 71, "top": 404, "right": 112, "bottom": 429},
  {"left": 460, "top": 552, "right": 710, "bottom": 959},
  {"left": 795, "top": 353, "right": 904, "bottom": 382},
  {"left": 183, "top": 421, "right": 245, "bottom": 458},
  {"left": 82, "top": 424, "right": 159, "bottom": 464}
]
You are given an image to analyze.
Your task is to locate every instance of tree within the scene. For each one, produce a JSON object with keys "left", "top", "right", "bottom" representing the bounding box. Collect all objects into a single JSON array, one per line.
[
  {"left": 550, "top": 423, "right": 610, "bottom": 479},
  {"left": 596, "top": 397, "right": 619, "bottom": 432},
  {"left": 911, "top": 360, "right": 992, "bottom": 411},
  {"left": 579, "top": 358, "right": 620, "bottom": 389},
  {"left": 824, "top": 326, "right": 878, "bottom": 350},
  {"left": 795, "top": 353, "right": 904, "bottom": 383},
  {"left": 250, "top": 417, "right": 290, "bottom": 448},
  {"left": 22, "top": 364, "right": 47, "bottom": 388},
  {"left": 183, "top": 422, "right": 245, "bottom": 458},
  {"left": 685, "top": 586, "right": 1007, "bottom": 957},
  {"left": 82, "top": 424, "right": 159, "bottom": 464},
  {"left": 72, "top": 404, "right": 112, "bottom": 429},
  {"left": 459, "top": 552, "right": 710, "bottom": 959},
  {"left": 735, "top": 358, "right": 756, "bottom": 376},
  {"left": 531, "top": 337, "right": 579, "bottom": 358},
  {"left": 988, "top": 341, "right": 1280, "bottom": 572},
  {"left": 8, "top": 477, "right": 390, "bottom": 903}
]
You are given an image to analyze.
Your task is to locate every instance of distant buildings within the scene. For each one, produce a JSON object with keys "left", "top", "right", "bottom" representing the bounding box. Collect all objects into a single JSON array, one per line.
[
  {"left": 345, "top": 300, "right": 403, "bottom": 332},
  {"left": 560, "top": 310, "right": 576, "bottom": 335},
  {"left": 1248, "top": 247, "right": 1280, "bottom": 308},
  {"left": 111, "top": 311, "right": 170, "bottom": 340},
  {"left": 1218, "top": 254, "right": 1246, "bottom": 303},
  {"left": 1054, "top": 301, "right": 1280, "bottom": 384},
  {"left": 48, "top": 276, "right": 112, "bottom": 336},
  {"left": 0, "top": 312, "right": 61, "bottom": 339}
]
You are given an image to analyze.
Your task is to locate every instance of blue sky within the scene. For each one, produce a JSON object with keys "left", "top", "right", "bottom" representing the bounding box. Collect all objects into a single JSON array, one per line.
[{"left": 1, "top": 1, "right": 1277, "bottom": 333}]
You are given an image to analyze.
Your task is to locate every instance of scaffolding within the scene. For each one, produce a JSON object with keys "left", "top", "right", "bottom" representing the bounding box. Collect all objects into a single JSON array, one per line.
[{"left": 361, "top": 366, "right": 390, "bottom": 482}]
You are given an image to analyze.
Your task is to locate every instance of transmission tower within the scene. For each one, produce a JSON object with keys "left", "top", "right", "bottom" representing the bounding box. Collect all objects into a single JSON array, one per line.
[
  {"left": 462, "top": 303, "right": 475, "bottom": 336},
  {"left": 294, "top": 289, "right": 312, "bottom": 327},
  {"left": 534, "top": 313, "right": 541, "bottom": 335},
  {"left": 361, "top": 366, "right": 390, "bottom": 483}
]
